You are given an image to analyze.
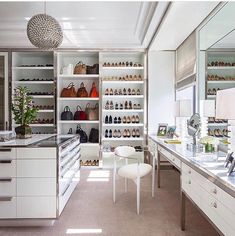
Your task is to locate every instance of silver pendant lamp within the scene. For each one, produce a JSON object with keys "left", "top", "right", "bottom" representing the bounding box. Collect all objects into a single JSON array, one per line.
[{"left": 27, "top": 2, "right": 63, "bottom": 50}]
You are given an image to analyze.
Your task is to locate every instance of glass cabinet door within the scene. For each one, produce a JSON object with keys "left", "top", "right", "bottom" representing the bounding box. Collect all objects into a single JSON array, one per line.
[{"left": 0, "top": 53, "right": 8, "bottom": 130}]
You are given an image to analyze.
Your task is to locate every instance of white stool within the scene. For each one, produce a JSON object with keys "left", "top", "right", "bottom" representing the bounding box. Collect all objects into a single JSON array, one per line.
[{"left": 113, "top": 146, "right": 154, "bottom": 214}]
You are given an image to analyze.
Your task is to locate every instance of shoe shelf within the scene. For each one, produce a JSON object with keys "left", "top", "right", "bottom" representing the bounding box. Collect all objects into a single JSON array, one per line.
[
  {"left": 102, "top": 95, "right": 144, "bottom": 99},
  {"left": 207, "top": 81, "right": 235, "bottom": 84},
  {"left": 103, "top": 123, "right": 144, "bottom": 127},
  {"left": 102, "top": 81, "right": 144, "bottom": 84},
  {"left": 59, "top": 74, "right": 99, "bottom": 79},
  {"left": 59, "top": 97, "right": 99, "bottom": 101},
  {"left": 11, "top": 51, "right": 55, "bottom": 134},
  {"left": 102, "top": 109, "right": 144, "bottom": 113},
  {"left": 102, "top": 137, "right": 144, "bottom": 141},
  {"left": 207, "top": 66, "right": 235, "bottom": 70},
  {"left": 208, "top": 123, "right": 228, "bottom": 127},
  {"left": 58, "top": 120, "right": 99, "bottom": 124},
  {"left": 102, "top": 66, "right": 144, "bottom": 70}
]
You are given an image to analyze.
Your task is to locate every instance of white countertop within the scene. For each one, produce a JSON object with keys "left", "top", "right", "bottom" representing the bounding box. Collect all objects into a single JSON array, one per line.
[
  {"left": 149, "top": 134, "right": 235, "bottom": 197},
  {"left": 0, "top": 134, "right": 56, "bottom": 147}
]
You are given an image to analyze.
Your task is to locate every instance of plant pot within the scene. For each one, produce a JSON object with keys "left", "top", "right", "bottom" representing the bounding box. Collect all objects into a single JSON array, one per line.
[{"left": 15, "top": 125, "right": 32, "bottom": 139}]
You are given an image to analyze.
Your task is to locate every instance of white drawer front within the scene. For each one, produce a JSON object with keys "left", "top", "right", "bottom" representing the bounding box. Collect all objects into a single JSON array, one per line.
[
  {"left": 0, "top": 160, "right": 16, "bottom": 177},
  {"left": 0, "top": 178, "right": 16, "bottom": 196},
  {"left": 171, "top": 155, "right": 181, "bottom": 169},
  {"left": 0, "top": 197, "right": 16, "bottom": 218},
  {"left": 17, "top": 159, "right": 56, "bottom": 177},
  {"left": 158, "top": 146, "right": 172, "bottom": 160},
  {"left": 17, "top": 196, "right": 56, "bottom": 218},
  {"left": 17, "top": 178, "right": 56, "bottom": 196},
  {"left": 0, "top": 148, "right": 16, "bottom": 159},
  {"left": 217, "top": 187, "right": 235, "bottom": 215},
  {"left": 17, "top": 148, "right": 56, "bottom": 159}
]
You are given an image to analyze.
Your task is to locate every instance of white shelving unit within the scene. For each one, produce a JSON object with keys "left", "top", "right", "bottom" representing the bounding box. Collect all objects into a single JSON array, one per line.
[
  {"left": 11, "top": 51, "right": 55, "bottom": 134},
  {"left": 100, "top": 51, "right": 146, "bottom": 164}
]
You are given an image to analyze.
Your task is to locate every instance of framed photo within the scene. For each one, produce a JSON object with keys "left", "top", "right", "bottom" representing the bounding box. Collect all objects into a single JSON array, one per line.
[
  {"left": 166, "top": 126, "right": 176, "bottom": 139},
  {"left": 157, "top": 123, "right": 168, "bottom": 137}
]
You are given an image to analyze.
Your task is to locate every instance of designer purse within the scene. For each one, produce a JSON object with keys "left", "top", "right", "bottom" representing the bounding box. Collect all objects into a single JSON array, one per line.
[
  {"left": 77, "top": 82, "right": 88, "bottom": 97},
  {"left": 89, "top": 128, "right": 99, "bottom": 143},
  {"left": 89, "top": 82, "right": 99, "bottom": 97},
  {"left": 85, "top": 103, "right": 99, "bottom": 120},
  {"left": 74, "top": 105, "right": 87, "bottom": 120},
  {"left": 74, "top": 61, "right": 86, "bottom": 74},
  {"left": 61, "top": 82, "right": 77, "bottom": 97},
  {"left": 86, "top": 63, "right": 99, "bottom": 74},
  {"left": 61, "top": 106, "right": 73, "bottom": 120},
  {"left": 76, "top": 124, "right": 88, "bottom": 143}
]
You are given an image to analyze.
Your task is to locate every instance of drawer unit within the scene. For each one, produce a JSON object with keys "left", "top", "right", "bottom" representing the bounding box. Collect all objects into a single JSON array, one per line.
[
  {"left": 0, "top": 178, "right": 16, "bottom": 197},
  {"left": 17, "top": 148, "right": 56, "bottom": 159},
  {"left": 17, "top": 196, "right": 56, "bottom": 218},
  {"left": 0, "top": 148, "right": 16, "bottom": 160},
  {"left": 158, "top": 146, "right": 172, "bottom": 160},
  {"left": 169, "top": 154, "right": 181, "bottom": 169},
  {"left": 17, "top": 178, "right": 56, "bottom": 196},
  {"left": 17, "top": 159, "right": 56, "bottom": 178},
  {"left": 0, "top": 197, "right": 16, "bottom": 219},
  {"left": 0, "top": 160, "right": 16, "bottom": 178}
]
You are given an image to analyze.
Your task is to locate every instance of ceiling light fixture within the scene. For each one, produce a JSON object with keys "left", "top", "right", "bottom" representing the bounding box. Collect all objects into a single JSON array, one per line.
[{"left": 27, "top": 1, "right": 63, "bottom": 50}]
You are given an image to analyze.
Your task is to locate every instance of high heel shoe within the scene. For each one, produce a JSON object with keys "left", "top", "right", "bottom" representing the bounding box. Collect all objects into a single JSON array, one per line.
[
  {"left": 127, "top": 116, "right": 131, "bottom": 124},
  {"left": 123, "top": 116, "right": 127, "bottom": 123},
  {"left": 114, "top": 117, "right": 117, "bottom": 124},
  {"left": 136, "top": 89, "right": 140, "bottom": 95},
  {"left": 114, "top": 89, "right": 118, "bottom": 95},
  {"left": 105, "top": 115, "right": 108, "bottom": 124},
  {"left": 117, "top": 129, "right": 121, "bottom": 138},
  {"left": 131, "top": 115, "right": 136, "bottom": 123},
  {"left": 128, "top": 88, "right": 131, "bottom": 95},
  {"left": 105, "top": 101, "right": 110, "bottom": 110},
  {"left": 129, "top": 101, "right": 132, "bottom": 109},
  {"left": 105, "top": 129, "right": 108, "bottom": 138},
  {"left": 132, "top": 89, "right": 136, "bottom": 95},
  {"left": 110, "top": 88, "right": 113, "bottom": 95},
  {"left": 115, "top": 102, "right": 119, "bottom": 110},
  {"left": 109, "top": 129, "right": 112, "bottom": 138},
  {"left": 124, "top": 101, "right": 128, "bottom": 109},
  {"left": 132, "top": 129, "right": 136, "bottom": 137},
  {"left": 123, "top": 129, "right": 127, "bottom": 138},
  {"left": 109, "top": 115, "right": 112, "bottom": 124},
  {"left": 120, "top": 103, "right": 123, "bottom": 109},
  {"left": 126, "top": 129, "right": 131, "bottom": 138},
  {"left": 123, "top": 88, "right": 127, "bottom": 95},
  {"left": 105, "top": 88, "right": 109, "bottom": 95},
  {"left": 110, "top": 101, "right": 114, "bottom": 110},
  {"left": 136, "top": 129, "right": 140, "bottom": 138},
  {"left": 135, "top": 115, "right": 139, "bottom": 123},
  {"left": 113, "top": 129, "right": 117, "bottom": 138},
  {"left": 118, "top": 117, "right": 121, "bottom": 124}
]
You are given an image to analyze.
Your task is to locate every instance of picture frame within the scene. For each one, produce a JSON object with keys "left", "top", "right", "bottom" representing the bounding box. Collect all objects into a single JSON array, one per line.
[
  {"left": 166, "top": 126, "right": 176, "bottom": 139},
  {"left": 157, "top": 123, "right": 168, "bottom": 137}
]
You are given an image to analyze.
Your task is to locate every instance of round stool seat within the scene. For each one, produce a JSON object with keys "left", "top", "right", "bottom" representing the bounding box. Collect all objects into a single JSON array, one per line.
[{"left": 118, "top": 163, "right": 152, "bottom": 179}]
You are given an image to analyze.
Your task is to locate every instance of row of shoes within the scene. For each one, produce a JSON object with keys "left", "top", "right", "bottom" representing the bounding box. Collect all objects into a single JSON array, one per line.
[
  {"left": 208, "top": 117, "right": 227, "bottom": 123},
  {"left": 103, "top": 75, "right": 142, "bottom": 81},
  {"left": 105, "top": 101, "right": 141, "bottom": 110},
  {"left": 207, "top": 88, "right": 220, "bottom": 95},
  {"left": 32, "top": 132, "right": 53, "bottom": 134},
  {"left": 31, "top": 119, "right": 54, "bottom": 124},
  {"left": 105, "top": 115, "right": 140, "bottom": 124},
  {"left": 208, "top": 129, "right": 230, "bottom": 138},
  {"left": 80, "top": 160, "right": 99, "bottom": 166},
  {"left": 20, "top": 64, "right": 53, "bottom": 67},
  {"left": 103, "top": 62, "right": 142, "bottom": 67},
  {"left": 20, "top": 78, "right": 53, "bottom": 81},
  {"left": 105, "top": 88, "right": 141, "bottom": 96},
  {"left": 208, "top": 75, "right": 235, "bottom": 81},
  {"left": 28, "top": 92, "right": 54, "bottom": 96},
  {"left": 208, "top": 61, "right": 235, "bottom": 67},
  {"left": 33, "top": 105, "right": 54, "bottom": 110},
  {"left": 105, "top": 129, "right": 140, "bottom": 138}
]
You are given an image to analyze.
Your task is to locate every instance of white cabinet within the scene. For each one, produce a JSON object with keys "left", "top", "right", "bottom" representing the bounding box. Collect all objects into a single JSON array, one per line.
[{"left": 0, "top": 197, "right": 17, "bottom": 219}]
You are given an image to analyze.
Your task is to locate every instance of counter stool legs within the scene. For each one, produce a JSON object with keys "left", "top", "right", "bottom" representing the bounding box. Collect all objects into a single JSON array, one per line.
[
  {"left": 137, "top": 175, "right": 140, "bottom": 215},
  {"left": 125, "top": 158, "right": 128, "bottom": 193},
  {"left": 157, "top": 151, "right": 161, "bottom": 188},
  {"left": 113, "top": 157, "right": 117, "bottom": 203},
  {"left": 152, "top": 153, "right": 156, "bottom": 197}
]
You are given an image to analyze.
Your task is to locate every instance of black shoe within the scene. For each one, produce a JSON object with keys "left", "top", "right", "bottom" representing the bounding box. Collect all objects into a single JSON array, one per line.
[
  {"left": 105, "top": 115, "right": 108, "bottom": 124},
  {"left": 114, "top": 117, "right": 117, "bottom": 124},
  {"left": 118, "top": 117, "right": 121, "bottom": 123},
  {"left": 109, "top": 115, "right": 112, "bottom": 124},
  {"left": 109, "top": 129, "right": 112, "bottom": 138},
  {"left": 105, "top": 129, "right": 108, "bottom": 138}
]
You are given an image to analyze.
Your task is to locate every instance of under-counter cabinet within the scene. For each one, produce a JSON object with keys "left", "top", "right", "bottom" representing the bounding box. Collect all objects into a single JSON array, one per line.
[{"left": 0, "top": 135, "right": 80, "bottom": 222}]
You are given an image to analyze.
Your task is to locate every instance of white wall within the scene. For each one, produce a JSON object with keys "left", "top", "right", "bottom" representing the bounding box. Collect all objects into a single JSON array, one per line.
[{"left": 148, "top": 51, "right": 175, "bottom": 133}]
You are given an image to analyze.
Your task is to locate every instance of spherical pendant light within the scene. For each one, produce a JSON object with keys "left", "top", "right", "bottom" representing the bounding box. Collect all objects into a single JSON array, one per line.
[{"left": 27, "top": 14, "right": 63, "bottom": 50}]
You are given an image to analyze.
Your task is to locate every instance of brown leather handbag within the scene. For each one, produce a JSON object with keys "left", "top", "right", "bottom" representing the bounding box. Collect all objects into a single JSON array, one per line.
[
  {"left": 74, "top": 61, "right": 86, "bottom": 74},
  {"left": 60, "top": 82, "right": 77, "bottom": 97},
  {"left": 85, "top": 103, "right": 99, "bottom": 120},
  {"left": 77, "top": 82, "right": 88, "bottom": 97},
  {"left": 86, "top": 64, "right": 99, "bottom": 74},
  {"left": 89, "top": 82, "right": 99, "bottom": 97}
]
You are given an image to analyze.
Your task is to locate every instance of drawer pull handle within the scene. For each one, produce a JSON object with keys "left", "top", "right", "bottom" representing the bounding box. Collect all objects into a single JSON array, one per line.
[
  {"left": 213, "top": 202, "right": 217, "bottom": 208},
  {"left": 188, "top": 180, "right": 191, "bottom": 185},
  {"left": 0, "top": 178, "right": 12, "bottom": 182},
  {"left": 213, "top": 189, "right": 217, "bottom": 194},
  {"left": 0, "top": 197, "right": 12, "bottom": 201},
  {"left": 0, "top": 160, "right": 12, "bottom": 164},
  {"left": 173, "top": 158, "right": 175, "bottom": 161},
  {"left": 188, "top": 170, "right": 191, "bottom": 174},
  {"left": 0, "top": 149, "right": 11, "bottom": 152}
]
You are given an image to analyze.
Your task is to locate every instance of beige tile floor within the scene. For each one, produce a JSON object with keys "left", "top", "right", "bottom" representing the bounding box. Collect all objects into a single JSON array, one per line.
[{"left": 0, "top": 169, "right": 219, "bottom": 236}]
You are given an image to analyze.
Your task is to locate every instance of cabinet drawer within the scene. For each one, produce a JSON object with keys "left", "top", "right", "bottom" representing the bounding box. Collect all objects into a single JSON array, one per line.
[
  {"left": 0, "top": 160, "right": 16, "bottom": 177},
  {"left": 0, "top": 148, "right": 16, "bottom": 159},
  {"left": 17, "top": 148, "right": 56, "bottom": 159},
  {"left": 17, "top": 178, "right": 56, "bottom": 196},
  {"left": 17, "top": 196, "right": 56, "bottom": 218},
  {"left": 158, "top": 146, "right": 172, "bottom": 160},
  {"left": 17, "top": 159, "right": 56, "bottom": 177},
  {"left": 170, "top": 155, "right": 181, "bottom": 169},
  {"left": 0, "top": 197, "right": 16, "bottom": 219},
  {"left": 0, "top": 178, "right": 16, "bottom": 196}
]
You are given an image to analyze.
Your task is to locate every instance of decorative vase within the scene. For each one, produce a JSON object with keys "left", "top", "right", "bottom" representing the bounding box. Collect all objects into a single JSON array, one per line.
[{"left": 15, "top": 125, "right": 32, "bottom": 139}]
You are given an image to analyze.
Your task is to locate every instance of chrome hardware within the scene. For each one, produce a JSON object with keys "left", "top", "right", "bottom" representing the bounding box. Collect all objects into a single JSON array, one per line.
[
  {"left": 0, "top": 197, "right": 12, "bottom": 201},
  {"left": 0, "top": 160, "right": 12, "bottom": 164},
  {"left": 188, "top": 170, "right": 191, "bottom": 174},
  {"left": 188, "top": 180, "right": 191, "bottom": 184},
  {"left": 212, "top": 188, "right": 217, "bottom": 194},
  {"left": 213, "top": 202, "right": 217, "bottom": 208},
  {"left": 0, "top": 178, "right": 12, "bottom": 182}
]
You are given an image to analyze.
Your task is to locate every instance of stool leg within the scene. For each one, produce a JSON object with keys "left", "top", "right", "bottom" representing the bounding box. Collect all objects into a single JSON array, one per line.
[
  {"left": 113, "top": 157, "right": 116, "bottom": 203},
  {"left": 137, "top": 176, "right": 140, "bottom": 215},
  {"left": 152, "top": 152, "right": 156, "bottom": 197},
  {"left": 125, "top": 158, "right": 128, "bottom": 192}
]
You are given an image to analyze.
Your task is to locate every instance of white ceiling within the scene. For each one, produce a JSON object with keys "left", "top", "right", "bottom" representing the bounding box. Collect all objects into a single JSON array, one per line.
[
  {"left": 212, "top": 30, "right": 235, "bottom": 49},
  {"left": 150, "top": 1, "right": 219, "bottom": 51},
  {"left": 0, "top": 1, "right": 169, "bottom": 49}
]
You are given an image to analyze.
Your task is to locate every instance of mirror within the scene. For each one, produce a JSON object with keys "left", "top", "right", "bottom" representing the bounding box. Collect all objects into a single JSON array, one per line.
[{"left": 187, "top": 113, "right": 201, "bottom": 145}]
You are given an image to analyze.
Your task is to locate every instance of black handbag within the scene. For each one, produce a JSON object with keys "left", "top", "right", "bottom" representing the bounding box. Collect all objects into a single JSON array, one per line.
[
  {"left": 61, "top": 106, "right": 73, "bottom": 120},
  {"left": 76, "top": 125, "right": 88, "bottom": 143},
  {"left": 89, "top": 128, "right": 99, "bottom": 143}
]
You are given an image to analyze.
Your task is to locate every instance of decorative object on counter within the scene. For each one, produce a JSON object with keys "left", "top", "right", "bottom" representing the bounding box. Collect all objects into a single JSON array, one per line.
[
  {"left": 199, "top": 136, "right": 219, "bottom": 153},
  {"left": 61, "top": 82, "right": 77, "bottom": 97},
  {"left": 85, "top": 103, "right": 99, "bottom": 120},
  {"left": 200, "top": 100, "right": 215, "bottom": 137},
  {"left": 27, "top": 2, "right": 63, "bottom": 49},
  {"left": 61, "top": 106, "right": 73, "bottom": 120},
  {"left": 12, "top": 86, "right": 38, "bottom": 139},
  {"left": 89, "top": 82, "right": 99, "bottom": 97},
  {"left": 164, "top": 139, "right": 181, "bottom": 144},
  {"left": 166, "top": 126, "right": 176, "bottom": 139},
  {"left": 86, "top": 63, "right": 99, "bottom": 74},
  {"left": 157, "top": 123, "right": 168, "bottom": 137},
  {"left": 74, "top": 61, "right": 86, "bottom": 74},
  {"left": 76, "top": 124, "right": 88, "bottom": 143},
  {"left": 0, "top": 130, "right": 16, "bottom": 142},
  {"left": 89, "top": 128, "right": 99, "bottom": 143},
  {"left": 77, "top": 82, "right": 88, "bottom": 97},
  {"left": 74, "top": 105, "right": 87, "bottom": 120},
  {"left": 187, "top": 113, "right": 201, "bottom": 146}
]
